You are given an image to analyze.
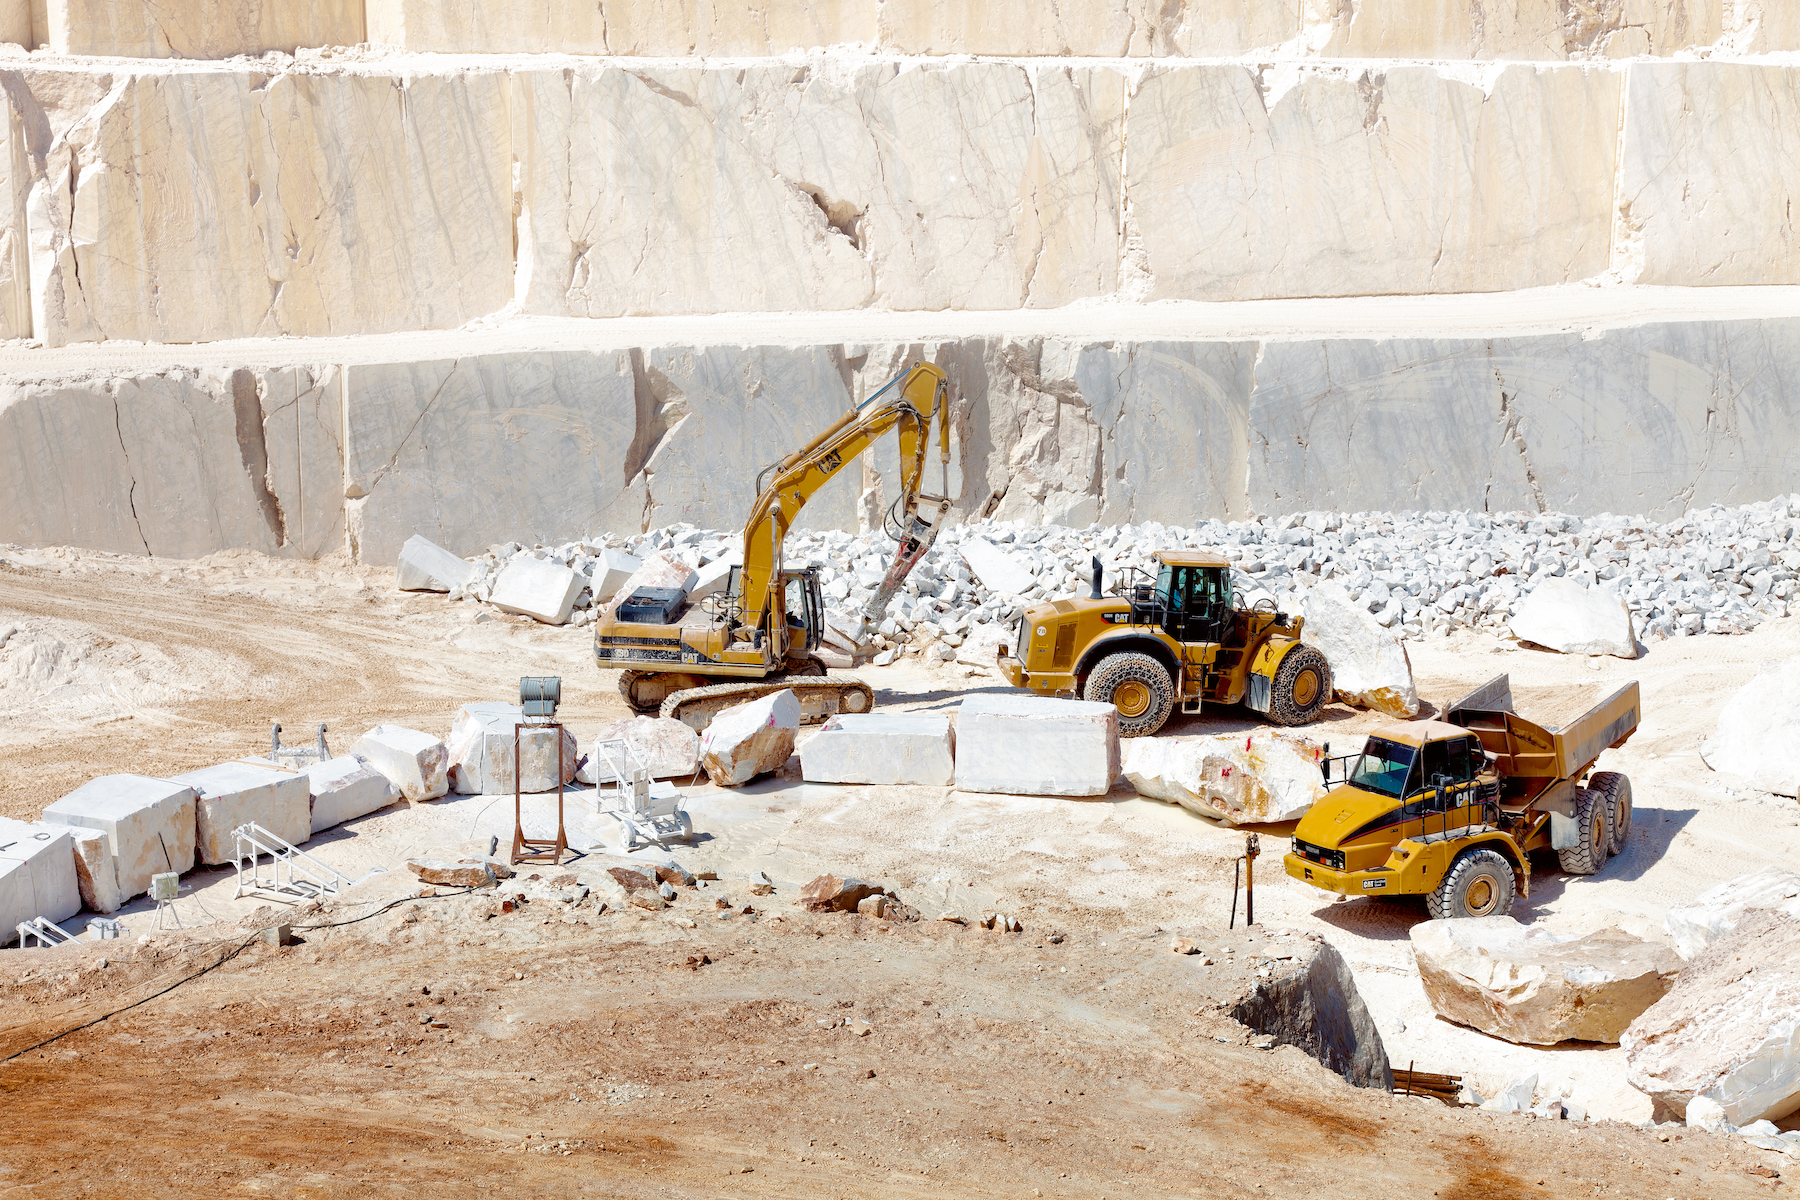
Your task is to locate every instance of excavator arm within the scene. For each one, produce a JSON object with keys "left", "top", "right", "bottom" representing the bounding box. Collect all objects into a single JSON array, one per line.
[{"left": 736, "top": 361, "right": 953, "bottom": 650}]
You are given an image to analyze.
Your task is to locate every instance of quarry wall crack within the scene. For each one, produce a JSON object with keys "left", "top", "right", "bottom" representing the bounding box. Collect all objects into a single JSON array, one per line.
[
  {"left": 370, "top": 360, "right": 459, "bottom": 494},
  {"left": 110, "top": 393, "right": 151, "bottom": 557}
]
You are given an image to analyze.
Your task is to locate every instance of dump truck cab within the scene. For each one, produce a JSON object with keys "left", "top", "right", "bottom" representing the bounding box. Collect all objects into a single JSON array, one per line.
[
  {"left": 1285, "top": 675, "right": 1640, "bottom": 919},
  {"left": 996, "top": 550, "right": 1331, "bottom": 737}
]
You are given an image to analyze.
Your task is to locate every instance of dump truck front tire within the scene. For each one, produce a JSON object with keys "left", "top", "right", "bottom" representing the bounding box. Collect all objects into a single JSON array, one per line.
[
  {"left": 1266, "top": 645, "right": 1332, "bottom": 727},
  {"left": 1589, "top": 771, "right": 1632, "bottom": 856},
  {"left": 1428, "top": 847, "right": 1516, "bottom": 920},
  {"left": 1083, "top": 652, "right": 1174, "bottom": 738},
  {"left": 1556, "top": 785, "right": 1610, "bottom": 875}
]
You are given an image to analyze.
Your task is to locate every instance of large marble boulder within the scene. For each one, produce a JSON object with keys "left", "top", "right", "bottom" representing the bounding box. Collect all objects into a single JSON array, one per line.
[
  {"left": 396, "top": 534, "right": 477, "bottom": 592},
  {"left": 65, "top": 827, "right": 124, "bottom": 914},
  {"left": 170, "top": 761, "right": 313, "bottom": 864},
  {"left": 1509, "top": 578, "right": 1639, "bottom": 658},
  {"left": 1122, "top": 730, "right": 1325, "bottom": 825},
  {"left": 1699, "top": 660, "right": 1800, "bottom": 797},
  {"left": 700, "top": 690, "right": 800, "bottom": 787},
  {"left": 1412, "top": 917, "right": 1681, "bottom": 1046},
  {"left": 42, "top": 775, "right": 197, "bottom": 901},
  {"left": 446, "top": 703, "right": 580, "bottom": 795},
  {"left": 954, "top": 694, "right": 1119, "bottom": 797},
  {"left": 1300, "top": 581, "right": 1417, "bottom": 717},
  {"left": 349, "top": 726, "right": 449, "bottom": 802},
  {"left": 303, "top": 756, "right": 403, "bottom": 833},
  {"left": 0, "top": 819, "right": 81, "bottom": 938},
  {"left": 588, "top": 549, "right": 643, "bottom": 605},
  {"left": 960, "top": 541, "right": 1036, "bottom": 596},
  {"left": 488, "top": 556, "right": 582, "bottom": 625},
  {"left": 604, "top": 552, "right": 699, "bottom": 617},
  {"left": 801, "top": 713, "right": 956, "bottom": 786},
  {"left": 1664, "top": 867, "right": 1800, "bottom": 961},
  {"left": 578, "top": 716, "right": 701, "bottom": 784},
  {"left": 1624, "top": 909, "right": 1800, "bottom": 1125}
]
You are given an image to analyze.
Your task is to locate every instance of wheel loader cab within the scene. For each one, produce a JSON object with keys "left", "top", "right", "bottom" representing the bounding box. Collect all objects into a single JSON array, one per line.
[{"left": 1145, "top": 562, "right": 1232, "bottom": 644}]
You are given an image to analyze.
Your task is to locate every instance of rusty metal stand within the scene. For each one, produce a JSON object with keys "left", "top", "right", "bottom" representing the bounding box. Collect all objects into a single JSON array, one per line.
[{"left": 510, "top": 720, "right": 568, "bottom": 866}]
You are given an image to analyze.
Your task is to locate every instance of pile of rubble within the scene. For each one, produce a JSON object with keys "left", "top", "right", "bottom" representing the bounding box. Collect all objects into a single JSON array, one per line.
[{"left": 402, "top": 495, "right": 1800, "bottom": 649}]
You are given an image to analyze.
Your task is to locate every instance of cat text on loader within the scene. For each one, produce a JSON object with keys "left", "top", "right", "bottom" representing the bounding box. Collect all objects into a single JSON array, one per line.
[
  {"left": 1285, "top": 674, "right": 1639, "bottom": 919},
  {"left": 595, "top": 362, "right": 954, "bottom": 731},
  {"left": 996, "top": 553, "right": 1332, "bottom": 736}
]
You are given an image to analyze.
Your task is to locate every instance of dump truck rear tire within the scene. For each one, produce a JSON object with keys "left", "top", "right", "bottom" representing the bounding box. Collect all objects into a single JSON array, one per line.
[
  {"left": 1266, "top": 645, "right": 1332, "bottom": 727},
  {"left": 1556, "top": 785, "right": 1610, "bottom": 875},
  {"left": 1083, "top": 652, "right": 1174, "bottom": 738},
  {"left": 1428, "top": 847, "right": 1516, "bottom": 920},
  {"left": 1590, "top": 771, "right": 1632, "bottom": 856}
]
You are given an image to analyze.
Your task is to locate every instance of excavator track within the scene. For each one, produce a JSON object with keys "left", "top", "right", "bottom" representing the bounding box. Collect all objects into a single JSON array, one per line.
[{"left": 660, "top": 676, "right": 874, "bottom": 732}]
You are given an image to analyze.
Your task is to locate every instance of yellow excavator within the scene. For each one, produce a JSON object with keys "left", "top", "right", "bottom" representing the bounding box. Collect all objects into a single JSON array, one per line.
[{"left": 594, "top": 362, "right": 954, "bottom": 730}]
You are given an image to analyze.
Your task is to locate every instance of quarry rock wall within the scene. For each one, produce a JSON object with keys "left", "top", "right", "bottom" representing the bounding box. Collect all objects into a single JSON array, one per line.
[
  {"left": 7, "top": 321, "right": 1799, "bottom": 564},
  {"left": 1, "top": 57, "right": 1796, "bottom": 344},
  {"left": 1, "top": 2, "right": 1798, "bottom": 561},
  {"left": 24, "top": 1, "right": 1800, "bottom": 60}
]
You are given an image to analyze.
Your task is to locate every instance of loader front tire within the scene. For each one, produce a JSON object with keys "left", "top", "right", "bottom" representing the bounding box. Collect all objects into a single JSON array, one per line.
[
  {"left": 1589, "top": 771, "right": 1633, "bottom": 856},
  {"left": 1084, "top": 652, "right": 1175, "bottom": 738},
  {"left": 1427, "top": 847, "right": 1516, "bottom": 920},
  {"left": 1266, "top": 645, "right": 1332, "bottom": 727},
  {"left": 1556, "top": 784, "right": 1610, "bottom": 876}
]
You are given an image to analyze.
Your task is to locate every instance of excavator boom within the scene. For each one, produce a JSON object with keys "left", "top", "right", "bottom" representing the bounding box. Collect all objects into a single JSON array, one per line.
[
  {"left": 737, "top": 362, "right": 952, "bottom": 641},
  {"left": 596, "top": 361, "right": 955, "bottom": 730}
]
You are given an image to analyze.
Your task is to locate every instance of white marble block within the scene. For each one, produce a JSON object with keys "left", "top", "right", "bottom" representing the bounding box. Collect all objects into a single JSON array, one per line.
[
  {"left": 689, "top": 555, "right": 737, "bottom": 603},
  {"left": 578, "top": 716, "right": 700, "bottom": 783},
  {"left": 349, "top": 725, "right": 449, "bottom": 802},
  {"left": 588, "top": 549, "right": 643, "bottom": 603},
  {"left": 1699, "top": 660, "right": 1800, "bottom": 798},
  {"left": 0, "top": 819, "right": 81, "bottom": 938},
  {"left": 489, "top": 556, "right": 583, "bottom": 624},
  {"left": 801, "top": 713, "right": 956, "bottom": 786},
  {"left": 171, "top": 762, "right": 312, "bottom": 865},
  {"left": 396, "top": 533, "right": 478, "bottom": 592},
  {"left": 1301, "top": 581, "right": 1418, "bottom": 717},
  {"left": 960, "top": 541, "right": 1037, "bottom": 596},
  {"left": 43, "top": 775, "right": 196, "bottom": 901},
  {"left": 1510, "top": 578, "right": 1639, "bottom": 658},
  {"left": 65, "top": 827, "right": 124, "bottom": 914},
  {"left": 446, "top": 703, "right": 579, "bottom": 794},
  {"left": 699, "top": 690, "right": 800, "bottom": 786},
  {"left": 1664, "top": 868, "right": 1800, "bottom": 961},
  {"left": 304, "top": 755, "right": 403, "bottom": 833},
  {"left": 954, "top": 694, "right": 1120, "bottom": 797},
  {"left": 604, "top": 551, "right": 700, "bottom": 617}
]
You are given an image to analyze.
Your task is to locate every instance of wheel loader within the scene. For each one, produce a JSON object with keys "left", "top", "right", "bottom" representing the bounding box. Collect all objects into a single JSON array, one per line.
[
  {"left": 594, "top": 362, "right": 953, "bottom": 731},
  {"left": 996, "top": 551, "right": 1332, "bottom": 736},
  {"left": 1284, "top": 673, "right": 1640, "bottom": 919}
]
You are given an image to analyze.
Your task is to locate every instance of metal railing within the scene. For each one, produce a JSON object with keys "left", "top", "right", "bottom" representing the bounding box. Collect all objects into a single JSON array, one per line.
[{"left": 232, "top": 822, "right": 353, "bottom": 902}]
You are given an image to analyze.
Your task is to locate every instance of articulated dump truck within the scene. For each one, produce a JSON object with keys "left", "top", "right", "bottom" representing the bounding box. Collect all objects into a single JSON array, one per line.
[{"left": 1285, "top": 673, "right": 1640, "bottom": 919}]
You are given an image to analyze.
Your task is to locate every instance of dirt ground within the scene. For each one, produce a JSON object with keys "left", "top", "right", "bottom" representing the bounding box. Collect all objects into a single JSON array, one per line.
[{"left": 2, "top": 544, "right": 1797, "bottom": 1197}]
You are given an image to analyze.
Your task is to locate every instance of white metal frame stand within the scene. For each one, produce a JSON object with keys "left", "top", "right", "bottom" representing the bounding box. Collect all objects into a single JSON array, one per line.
[{"left": 231, "top": 822, "right": 352, "bottom": 902}]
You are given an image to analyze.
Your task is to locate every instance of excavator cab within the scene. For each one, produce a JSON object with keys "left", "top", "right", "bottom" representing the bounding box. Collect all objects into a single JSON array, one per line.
[{"left": 782, "top": 571, "right": 825, "bottom": 652}]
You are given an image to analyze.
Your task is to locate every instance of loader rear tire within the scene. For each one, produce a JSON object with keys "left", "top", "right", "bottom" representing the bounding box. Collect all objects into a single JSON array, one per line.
[
  {"left": 1590, "top": 771, "right": 1632, "bottom": 856},
  {"left": 1083, "top": 652, "right": 1175, "bottom": 738},
  {"left": 1556, "top": 785, "right": 1610, "bottom": 875},
  {"left": 1427, "top": 847, "right": 1516, "bottom": 920},
  {"left": 1266, "top": 645, "right": 1332, "bottom": 727}
]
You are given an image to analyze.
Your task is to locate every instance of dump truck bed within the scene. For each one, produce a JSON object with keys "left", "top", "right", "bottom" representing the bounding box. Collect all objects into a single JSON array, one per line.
[{"left": 1446, "top": 673, "right": 1639, "bottom": 804}]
